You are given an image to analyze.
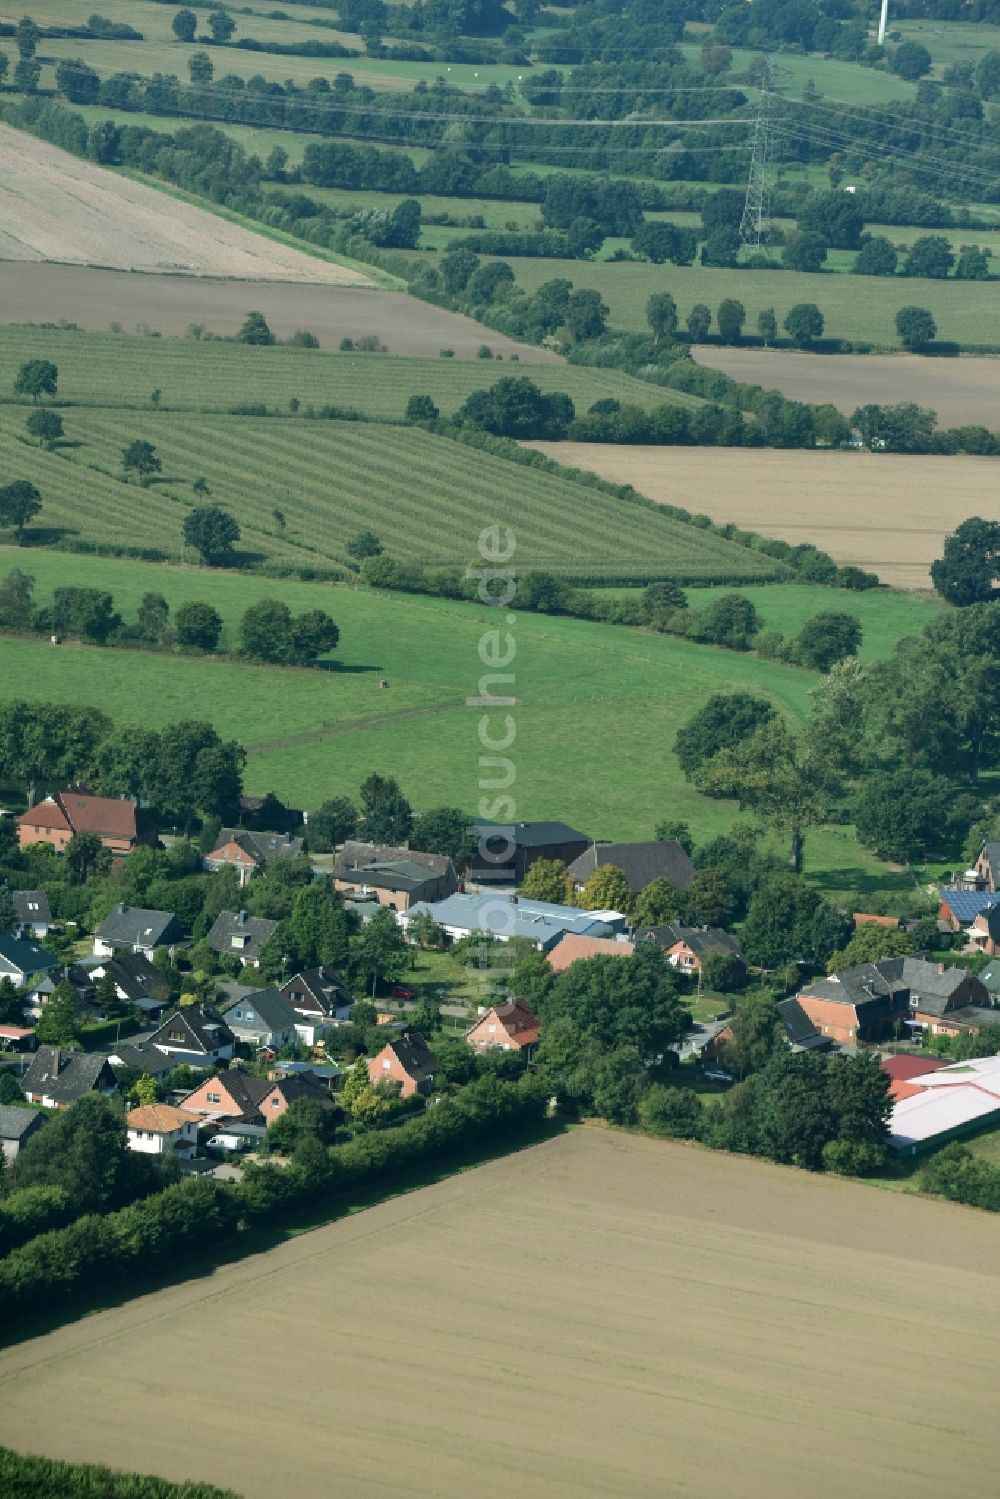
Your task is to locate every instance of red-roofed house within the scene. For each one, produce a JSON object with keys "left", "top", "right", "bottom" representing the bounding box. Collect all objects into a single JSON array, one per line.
[
  {"left": 18, "top": 786, "right": 156, "bottom": 856},
  {"left": 546, "top": 934, "right": 634, "bottom": 975},
  {"left": 466, "top": 998, "right": 541, "bottom": 1057}
]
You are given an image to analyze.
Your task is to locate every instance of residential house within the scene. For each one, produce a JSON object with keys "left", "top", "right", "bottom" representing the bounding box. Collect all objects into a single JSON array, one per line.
[
  {"left": 207, "top": 911, "right": 278, "bottom": 969},
  {"left": 673, "top": 1015, "right": 734, "bottom": 1062},
  {"left": 11, "top": 890, "right": 53, "bottom": 940},
  {"left": 966, "top": 902, "right": 1000, "bottom": 957},
  {"left": 107, "top": 1041, "right": 177, "bottom": 1084},
  {"left": 269, "top": 1059, "right": 341, "bottom": 1091},
  {"left": 567, "top": 840, "right": 694, "bottom": 896},
  {"left": 796, "top": 957, "right": 991, "bottom": 1046},
  {"left": 469, "top": 821, "right": 591, "bottom": 882},
  {"left": 17, "top": 786, "right": 156, "bottom": 856},
  {"left": 94, "top": 904, "right": 181, "bottom": 960},
  {"left": 0, "top": 1104, "right": 44, "bottom": 1160},
  {"left": 883, "top": 957, "right": 992, "bottom": 1036},
  {"left": 0, "top": 1025, "right": 36, "bottom": 1053},
  {"left": 547, "top": 934, "right": 635, "bottom": 975},
  {"left": 400, "top": 893, "right": 621, "bottom": 951},
  {"left": 21, "top": 1046, "right": 118, "bottom": 1109},
  {"left": 774, "top": 998, "right": 832, "bottom": 1052},
  {"left": 279, "top": 968, "right": 353, "bottom": 1030},
  {"left": 887, "top": 1054, "right": 1000, "bottom": 1155},
  {"left": 23, "top": 962, "right": 95, "bottom": 1021},
  {"left": 962, "top": 841, "right": 1000, "bottom": 893},
  {"left": 86, "top": 952, "right": 172, "bottom": 1022},
  {"left": 333, "top": 842, "right": 458, "bottom": 912},
  {"left": 938, "top": 889, "right": 999, "bottom": 934},
  {"left": 146, "top": 1005, "right": 236, "bottom": 1067},
  {"left": 126, "top": 1103, "right": 199, "bottom": 1157},
  {"left": 466, "top": 997, "right": 541, "bottom": 1056},
  {"left": 638, "top": 923, "right": 747, "bottom": 980},
  {"left": 224, "top": 989, "right": 299, "bottom": 1051},
  {"left": 0, "top": 934, "right": 58, "bottom": 989},
  {"left": 180, "top": 1066, "right": 336, "bottom": 1125},
  {"left": 367, "top": 1030, "right": 438, "bottom": 1098},
  {"left": 203, "top": 829, "right": 304, "bottom": 887}
]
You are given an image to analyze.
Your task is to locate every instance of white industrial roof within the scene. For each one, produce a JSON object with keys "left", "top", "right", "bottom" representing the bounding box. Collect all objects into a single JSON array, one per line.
[
  {"left": 908, "top": 1054, "right": 1000, "bottom": 1093},
  {"left": 888, "top": 1084, "right": 1000, "bottom": 1148}
]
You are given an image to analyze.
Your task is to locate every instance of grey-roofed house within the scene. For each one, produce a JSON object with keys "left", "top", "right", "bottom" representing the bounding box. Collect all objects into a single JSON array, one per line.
[
  {"left": 107, "top": 1040, "right": 177, "bottom": 1083},
  {"left": 11, "top": 890, "right": 53, "bottom": 939},
  {"left": 207, "top": 911, "right": 279, "bottom": 969},
  {"left": 775, "top": 997, "right": 831, "bottom": 1052},
  {"left": 23, "top": 962, "right": 95, "bottom": 1021},
  {"left": 469, "top": 821, "right": 591, "bottom": 882},
  {"left": 567, "top": 840, "right": 695, "bottom": 895},
  {"left": 0, "top": 934, "right": 58, "bottom": 988},
  {"left": 638, "top": 923, "right": 746, "bottom": 978},
  {"left": 22, "top": 1047, "right": 118, "bottom": 1110},
  {"left": 279, "top": 968, "right": 353, "bottom": 1028},
  {"left": 223, "top": 988, "right": 299, "bottom": 1050},
  {"left": 333, "top": 842, "right": 457, "bottom": 911},
  {"left": 147, "top": 1005, "right": 235, "bottom": 1065},
  {"left": 797, "top": 957, "right": 990, "bottom": 1046},
  {"left": 87, "top": 952, "right": 171, "bottom": 1019},
  {"left": 93, "top": 904, "right": 181, "bottom": 960},
  {"left": 0, "top": 1103, "right": 44, "bottom": 1160},
  {"left": 204, "top": 829, "right": 305, "bottom": 887}
]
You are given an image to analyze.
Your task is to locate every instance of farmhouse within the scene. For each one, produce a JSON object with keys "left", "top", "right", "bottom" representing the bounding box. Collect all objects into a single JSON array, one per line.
[
  {"left": 0, "top": 1104, "right": 44, "bottom": 1160},
  {"left": 126, "top": 1103, "right": 199, "bottom": 1157},
  {"left": 21, "top": 1046, "right": 118, "bottom": 1109},
  {"left": 466, "top": 998, "right": 541, "bottom": 1056},
  {"left": 547, "top": 933, "right": 635, "bottom": 974},
  {"left": 470, "top": 821, "right": 590, "bottom": 882},
  {"left": 10, "top": 890, "right": 53, "bottom": 940},
  {"left": 333, "top": 841, "right": 458, "bottom": 911},
  {"left": 567, "top": 840, "right": 694, "bottom": 895},
  {"left": 797, "top": 957, "right": 992, "bottom": 1046},
  {"left": 93, "top": 904, "right": 181, "bottom": 960},
  {"left": 146, "top": 1005, "right": 235, "bottom": 1066},
  {"left": 368, "top": 1030, "right": 438, "bottom": 1098},
  {"left": 204, "top": 828, "right": 304, "bottom": 886},
  {"left": 17, "top": 786, "right": 156, "bottom": 856},
  {"left": 0, "top": 934, "right": 57, "bottom": 989},
  {"left": 207, "top": 910, "right": 278, "bottom": 968}
]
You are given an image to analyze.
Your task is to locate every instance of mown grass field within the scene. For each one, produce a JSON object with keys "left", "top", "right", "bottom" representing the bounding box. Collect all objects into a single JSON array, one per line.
[
  {"left": 3, "top": 1131, "right": 999, "bottom": 1499},
  {"left": 0, "top": 547, "right": 909, "bottom": 896},
  {"left": 0, "top": 406, "right": 770, "bottom": 580},
  {"left": 468, "top": 256, "right": 1000, "bottom": 348},
  {"left": 677, "top": 41, "right": 917, "bottom": 105},
  {"left": 0, "top": 327, "right": 698, "bottom": 416}
]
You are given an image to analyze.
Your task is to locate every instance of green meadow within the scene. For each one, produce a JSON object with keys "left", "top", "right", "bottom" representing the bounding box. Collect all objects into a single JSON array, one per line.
[{"left": 0, "top": 547, "right": 913, "bottom": 899}]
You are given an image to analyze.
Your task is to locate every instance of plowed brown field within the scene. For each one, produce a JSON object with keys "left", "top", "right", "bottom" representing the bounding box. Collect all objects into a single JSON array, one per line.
[
  {"left": 528, "top": 442, "right": 1000, "bottom": 588},
  {"left": 1, "top": 1129, "right": 999, "bottom": 1499}
]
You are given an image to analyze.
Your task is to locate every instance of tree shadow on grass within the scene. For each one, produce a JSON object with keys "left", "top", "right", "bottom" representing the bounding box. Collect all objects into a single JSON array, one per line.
[
  {"left": 0, "top": 1121, "right": 568, "bottom": 1352},
  {"left": 313, "top": 660, "right": 383, "bottom": 674},
  {"left": 20, "top": 525, "right": 80, "bottom": 546}
]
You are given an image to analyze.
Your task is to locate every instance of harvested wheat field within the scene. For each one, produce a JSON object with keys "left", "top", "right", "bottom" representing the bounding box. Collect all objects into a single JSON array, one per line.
[
  {"left": 0, "top": 123, "right": 369, "bottom": 283},
  {"left": 694, "top": 347, "right": 1000, "bottom": 430},
  {"left": 2, "top": 1129, "right": 1000, "bottom": 1499},
  {"left": 530, "top": 442, "right": 1000, "bottom": 588}
]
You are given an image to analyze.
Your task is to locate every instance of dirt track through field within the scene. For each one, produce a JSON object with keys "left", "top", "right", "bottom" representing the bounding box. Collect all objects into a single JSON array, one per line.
[
  {"left": 1, "top": 1129, "right": 999, "bottom": 1499},
  {"left": 528, "top": 441, "right": 1000, "bottom": 588},
  {"left": 0, "top": 262, "right": 561, "bottom": 358},
  {"left": 0, "top": 123, "right": 370, "bottom": 282},
  {"left": 694, "top": 347, "right": 1000, "bottom": 430}
]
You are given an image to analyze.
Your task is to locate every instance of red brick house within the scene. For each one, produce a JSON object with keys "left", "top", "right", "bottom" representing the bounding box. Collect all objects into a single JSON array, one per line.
[
  {"left": 180, "top": 1066, "right": 335, "bottom": 1124},
  {"left": 466, "top": 998, "right": 541, "bottom": 1056},
  {"left": 367, "top": 1031, "right": 438, "bottom": 1098},
  {"left": 18, "top": 786, "right": 156, "bottom": 857}
]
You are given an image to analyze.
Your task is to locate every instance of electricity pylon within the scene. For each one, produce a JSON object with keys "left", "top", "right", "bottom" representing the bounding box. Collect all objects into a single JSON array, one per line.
[{"left": 739, "top": 60, "right": 773, "bottom": 251}]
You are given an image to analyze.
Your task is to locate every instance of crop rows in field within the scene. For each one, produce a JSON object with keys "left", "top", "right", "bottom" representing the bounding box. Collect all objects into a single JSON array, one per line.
[
  {"left": 1, "top": 407, "right": 781, "bottom": 581},
  {"left": 0, "top": 328, "right": 700, "bottom": 417}
]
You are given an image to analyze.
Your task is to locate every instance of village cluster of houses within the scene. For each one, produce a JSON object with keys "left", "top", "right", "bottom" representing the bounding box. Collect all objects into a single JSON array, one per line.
[{"left": 4, "top": 787, "right": 1000, "bottom": 1164}]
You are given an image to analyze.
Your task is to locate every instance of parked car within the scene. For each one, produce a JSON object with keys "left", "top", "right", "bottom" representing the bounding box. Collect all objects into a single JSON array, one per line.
[
  {"left": 390, "top": 985, "right": 417, "bottom": 1001},
  {"left": 703, "top": 1067, "right": 733, "bottom": 1084}
]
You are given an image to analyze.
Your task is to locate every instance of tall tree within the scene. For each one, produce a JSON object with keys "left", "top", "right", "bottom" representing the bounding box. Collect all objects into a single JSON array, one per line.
[
  {"left": 352, "top": 907, "right": 409, "bottom": 994},
  {"left": 13, "top": 358, "right": 56, "bottom": 401},
  {"left": 183, "top": 505, "right": 240, "bottom": 564},
  {"left": 359, "top": 773, "right": 412, "bottom": 845},
  {"left": 0, "top": 481, "right": 41, "bottom": 542}
]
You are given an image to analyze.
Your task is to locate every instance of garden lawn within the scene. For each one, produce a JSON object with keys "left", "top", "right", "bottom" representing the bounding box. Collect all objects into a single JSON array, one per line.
[{"left": 0, "top": 556, "right": 906, "bottom": 900}]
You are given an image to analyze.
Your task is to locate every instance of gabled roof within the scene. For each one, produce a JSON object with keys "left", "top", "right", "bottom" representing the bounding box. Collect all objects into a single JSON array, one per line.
[
  {"left": 979, "top": 841, "right": 1000, "bottom": 884},
  {"left": 127, "top": 1103, "right": 198, "bottom": 1134},
  {"left": 108, "top": 1041, "right": 176, "bottom": 1078},
  {"left": 0, "top": 1104, "right": 43, "bottom": 1143},
  {"left": 566, "top": 840, "right": 695, "bottom": 893},
  {"left": 775, "top": 997, "right": 827, "bottom": 1049},
  {"left": 182, "top": 1067, "right": 272, "bottom": 1122},
  {"left": 96, "top": 952, "right": 171, "bottom": 1004},
  {"left": 211, "top": 829, "right": 304, "bottom": 866},
  {"left": 469, "top": 997, "right": 541, "bottom": 1049},
  {"left": 379, "top": 1030, "right": 438, "bottom": 1083},
  {"left": 96, "top": 904, "right": 178, "bottom": 948},
  {"left": 338, "top": 859, "right": 442, "bottom": 894},
  {"left": 547, "top": 934, "right": 635, "bottom": 974},
  {"left": 472, "top": 820, "right": 589, "bottom": 850},
  {"left": 149, "top": 1005, "right": 235, "bottom": 1055},
  {"left": 22, "top": 1047, "right": 117, "bottom": 1104},
  {"left": 19, "top": 788, "right": 152, "bottom": 842},
  {"left": 225, "top": 988, "right": 298, "bottom": 1036},
  {"left": 664, "top": 926, "right": 745, "bottom": 961},
  {"left": 938, "top": 889, "right": 1000, "bottom": 922},
  {"left": 18, "top": 797, "right": 71, "bottom": 833},
  {"left": 207, "top": 911, "right": 279, "bottom": 959},
  {"left": 266, "top": 1072, "right": 338, "bottom": 1110},
  {"left": 335, "top": 841, "right": 454, "bottom": 880},
  {"left": 279, "top": 967, "right": 352, "bottom": 1016},
  {"left": 11, "top": 890, "right": 52, "bottom": 926},
  {"left": 0, "top": 934, "right": 58, "bottom": 976},
  {"left": 972, "top": 904, "right": 1000, "bottom": 940}
]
